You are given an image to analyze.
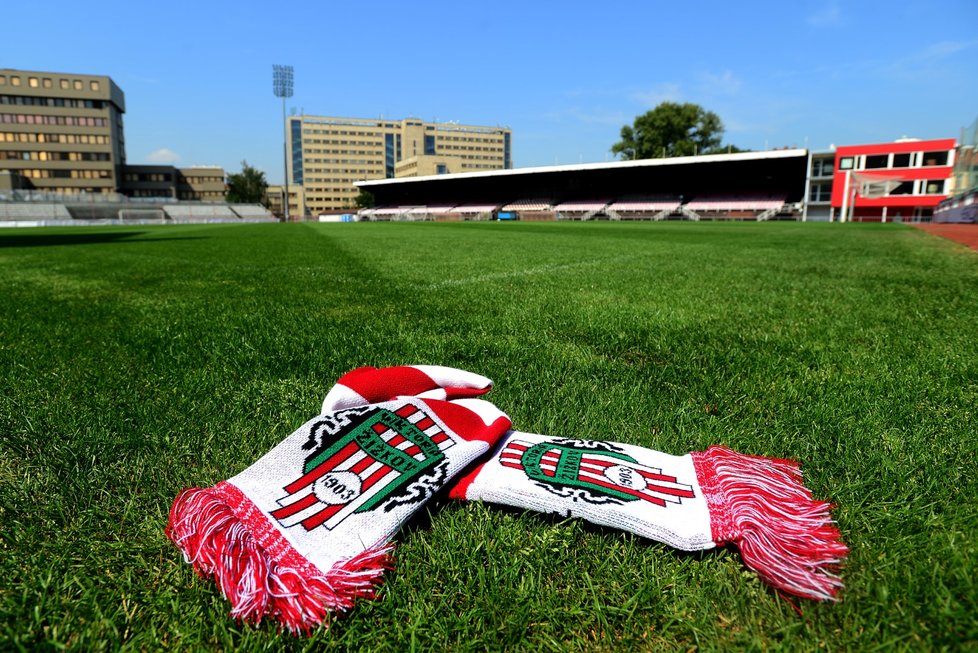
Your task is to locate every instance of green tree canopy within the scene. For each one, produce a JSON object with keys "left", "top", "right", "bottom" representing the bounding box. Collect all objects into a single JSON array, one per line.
[
  {"left": 354, "top": 189, "right": 375, "bottom": 209},
  {"left": 225, "top": 160, "right": 268, "bottom": 203},
  {"left": 611, "top": 102, "right": 734, "bottom": 160}
]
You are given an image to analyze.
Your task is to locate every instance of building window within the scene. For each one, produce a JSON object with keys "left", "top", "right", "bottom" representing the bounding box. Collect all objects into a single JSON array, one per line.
[
  {"left": 809, "top": 182, "right": 832, "bottom": 202},
  {"left": 73, "top": 80, "right": 82, "bottom": 90},
  {"left": 890, "top": 181, "right": 914, "bottom": 195},
  {"left": 11, "top": 77, "right": 21, "bottom": 87},
  {"left": 424, "top": 134, "right": 436, "bottom": 155},
  {"left": 865, "top": 154, "right": 887, "bottom": 169},
  {"left": 60, "top": 79, "right": 69, "bottom": 89},
  {"left": 892, "top": 153, "right": 911, "bottom": 168},
  {"left": 28, "top": 77, "right": 39, "bottom": 88},
  {"left": 811, "top": 158, "right": 833, "bottom": 177},
  {"left": 925, "top": 180, "right": 946, "bottom": 194},
  {"left": 839, "top": 156, "right": 854, "bottom": 170},
  {"left": 922, "top": 151, "right": 949, "bottom": 166},
  {"left": 385, "top": 133, "right": 395, "bottom": 178},
  {"left": 90, "top": 81, "right": 100, "bottom": 92},
  {"left": 0, "top": 76, "right": 5, "bottom": 85}
]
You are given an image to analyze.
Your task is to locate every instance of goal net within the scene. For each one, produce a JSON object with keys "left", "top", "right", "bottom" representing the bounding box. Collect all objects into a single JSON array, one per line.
[
  {"left": 852, "top": 172, "right": 904, "bottom": 199},
  {"left": 118, "top": 208, "right": 166, "bottom": 221}
]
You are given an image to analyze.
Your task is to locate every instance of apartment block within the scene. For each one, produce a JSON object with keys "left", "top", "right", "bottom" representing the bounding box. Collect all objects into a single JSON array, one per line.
[
  {"left": 288, "top": 115, "right": 512, "bottom": 214},
  {"left": 0, "top": 69, "right": 126, "bottom": 194}
]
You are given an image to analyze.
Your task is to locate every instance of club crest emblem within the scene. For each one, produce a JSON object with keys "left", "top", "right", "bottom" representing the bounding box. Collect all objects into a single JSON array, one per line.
[
  {"left": 499, "top": 438, "right": 695, "bottom": 506},
  {"left": 271, "top": 404, "right": 454, "bottom": 530}
]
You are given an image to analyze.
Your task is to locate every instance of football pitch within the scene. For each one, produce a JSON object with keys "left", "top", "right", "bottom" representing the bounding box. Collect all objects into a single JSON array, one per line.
[{"left": 1, "top": 221, "right": 976, "bottom": 651}]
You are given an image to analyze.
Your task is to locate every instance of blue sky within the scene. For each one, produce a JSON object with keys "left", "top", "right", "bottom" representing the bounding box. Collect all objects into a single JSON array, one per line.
[{"left": 5, "top": 1, "right": 976, "bottom": 184}]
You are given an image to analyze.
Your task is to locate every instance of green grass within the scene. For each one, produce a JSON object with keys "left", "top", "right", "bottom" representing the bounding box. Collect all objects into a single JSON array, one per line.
[{"left": 1, "top": 221, "right": 976, "bottom": 651}]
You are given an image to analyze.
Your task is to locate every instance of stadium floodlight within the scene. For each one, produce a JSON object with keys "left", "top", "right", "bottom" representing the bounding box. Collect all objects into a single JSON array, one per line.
[{"left": 272, "top": 65, "right": 294, "bottom": 220}]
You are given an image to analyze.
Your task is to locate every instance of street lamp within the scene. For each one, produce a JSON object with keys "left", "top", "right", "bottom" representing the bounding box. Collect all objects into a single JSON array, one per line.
[{"left": 272, "top": 64, "right": 294, "bottom": 220}]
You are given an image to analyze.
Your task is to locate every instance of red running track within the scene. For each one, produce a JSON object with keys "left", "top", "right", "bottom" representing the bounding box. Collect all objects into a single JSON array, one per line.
[{"left": 911, "top": 223, "right": 978, "bottom": 252}]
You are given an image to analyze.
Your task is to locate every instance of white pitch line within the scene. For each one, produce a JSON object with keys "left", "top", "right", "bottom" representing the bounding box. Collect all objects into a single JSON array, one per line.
[{"left": 425, "top": 255, "right": 639, "bottom": 289}]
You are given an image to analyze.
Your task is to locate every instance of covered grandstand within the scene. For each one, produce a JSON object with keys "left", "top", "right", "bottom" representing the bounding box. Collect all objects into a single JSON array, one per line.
[{"left": 355, "top": 149, "right": 807, "bottom": 221}]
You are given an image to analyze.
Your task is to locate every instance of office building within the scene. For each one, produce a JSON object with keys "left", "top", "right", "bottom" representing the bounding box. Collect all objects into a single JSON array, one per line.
[
  {"left": 287, "top": 115, "right": 512, "bottom": 214},
  {"left": 1, "top": 68, "right": 226, "bottom": 204},
  {"left": 121, "top": 165, "right": 226, "bottom": 201},
  {"left": 0, "top": 68, "right": 126, "bottom": 194}
]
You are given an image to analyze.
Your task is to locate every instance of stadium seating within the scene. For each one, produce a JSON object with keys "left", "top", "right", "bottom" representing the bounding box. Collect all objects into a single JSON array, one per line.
[
  {"left": 678, "top": 194, "right": 787, "bottom": 221},
  {"left": 501, "top": 199, "right": 553, "bottom": 212},
  {"left": 450, "top": 203, "right": 499, "bottom": 221},
  {"left": 0, "top": 202, "right": 73, "bottom": 221},
  {"left": 500, "top": 199, "right": 554, "bottom": 221},
  {"left": 934, "top": 191, "right": 977, "bottom": 223},
  {"left": 554, "top": 199, "right": 612, "bottom": 221},
  {"left": 229, "top": 204, "right": 277, "bottom": 222},
  {"left": 163, "top": 203, "right": 241, "bottom": 222},
  {"left": 606, "top": 197, "right": 682, "bottom": 220},
  {"left": 685, "top": 194, "right": 785, "bottom": 212}
]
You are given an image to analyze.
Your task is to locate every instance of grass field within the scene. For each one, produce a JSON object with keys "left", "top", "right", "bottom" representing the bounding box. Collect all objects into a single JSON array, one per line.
[{"left": 1, "top": 220, "right": 976, "bottom": 651}]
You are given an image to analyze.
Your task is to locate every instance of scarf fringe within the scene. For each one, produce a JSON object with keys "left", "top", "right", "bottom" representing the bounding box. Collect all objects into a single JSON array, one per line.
[
  {"left": 166, "top": 486, "right": 391, "bottom": 634},
  {"left": 692, "top": 446, "right": 848, "bottom": 601}
]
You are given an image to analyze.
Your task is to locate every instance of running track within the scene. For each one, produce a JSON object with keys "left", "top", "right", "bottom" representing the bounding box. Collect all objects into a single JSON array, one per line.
[{"left": 911, "top": 223, "right": 978, "bottom": 252}]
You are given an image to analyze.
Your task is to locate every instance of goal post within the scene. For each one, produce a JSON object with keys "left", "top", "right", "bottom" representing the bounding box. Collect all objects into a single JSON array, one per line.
[{"left": 118, "top": 208, "right": 166, "bottom": 221}]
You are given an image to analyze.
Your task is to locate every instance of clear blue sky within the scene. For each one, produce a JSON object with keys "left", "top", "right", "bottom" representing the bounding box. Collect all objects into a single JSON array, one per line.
[{"left": 5, "top": 0, "right": 976, "bottom": 184}]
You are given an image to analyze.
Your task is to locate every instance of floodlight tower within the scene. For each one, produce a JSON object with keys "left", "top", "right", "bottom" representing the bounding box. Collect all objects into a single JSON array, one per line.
[{"left": 272, "top": 65, "right": 294, "bottom": 220}]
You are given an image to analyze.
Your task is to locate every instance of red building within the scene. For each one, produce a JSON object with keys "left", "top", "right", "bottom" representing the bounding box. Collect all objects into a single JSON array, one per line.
[{"left": 830, "top": 137, "right": 956, "bottom": 222}]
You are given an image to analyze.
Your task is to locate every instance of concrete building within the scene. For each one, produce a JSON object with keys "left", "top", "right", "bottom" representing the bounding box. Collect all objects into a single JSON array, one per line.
[
  {"left": 287, "top": 115, "right": 512, "bottom": 214},
  {"left": 121, "top": 165, "right": 226, "bottom": 201},
  {"left": 175, "top": 166, "right": 226, "bottom": 201},
  {"left": 803, "top": 150, "right": 837, "bottom": 221},
  {"left": 803, "top": 137, "right": 956, "bottom": 222},
  {"left": 1, "top": 68, "right": 227, "bottom": 203},
  {"left": 0, "top": 68, "right": 126, "bottom": 194},
  {"left": 265, "top": 184, "right": 304, "bottom": 220}
]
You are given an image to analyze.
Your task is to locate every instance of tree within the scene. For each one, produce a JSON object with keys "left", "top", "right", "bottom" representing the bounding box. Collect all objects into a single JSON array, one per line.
[
  {"left": 611, "top": 102, "right": 730, "bottom": 160},
  {"left": 354, "top": 189, "right": 375, "bottom": 209},
  {"left": 225, "top": 160, "right": 268, "bottom": 203}
]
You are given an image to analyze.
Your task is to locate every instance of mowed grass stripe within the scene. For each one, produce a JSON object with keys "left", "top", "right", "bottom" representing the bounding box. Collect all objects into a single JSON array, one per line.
[{"left": 0, "top": 221, "right": 975, "bottom": 652}]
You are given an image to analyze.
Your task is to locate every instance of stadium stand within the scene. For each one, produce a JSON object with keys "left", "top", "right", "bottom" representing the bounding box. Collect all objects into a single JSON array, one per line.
[
  {"left": 449, "top": 203, "right": 499, "bottom": 221},
  {"left": 554, "top": 199, "right": 612, "bottom": 221},
  {"left": 0, "top": 192, "right": 276, "bottom": 226},
  {"left": 0, "top": 202, "right": 73, "bottom": 221},
  {"left": 229, "top": 204, "right": 277, "bottom": 222},
  {"left": 684, "top": 194, "right": 786, "bottom": 220},
  {"left": 163, "top": 203, "right": 241, "bottom": 222},
  {"left": 501, "top": 198, "right": 554, "bottom": 221},
  {"left": 501, "top": 199, "right": 552, "bottom": 212},
  {"left": 935, "top": 191, "right": 977, "bottom": 223},
  {"left": 357, "top": 150, "right": 809, "bottom": 222},
  {"left": 606, "top": 197, "right": 684, "bottom": 221}
]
